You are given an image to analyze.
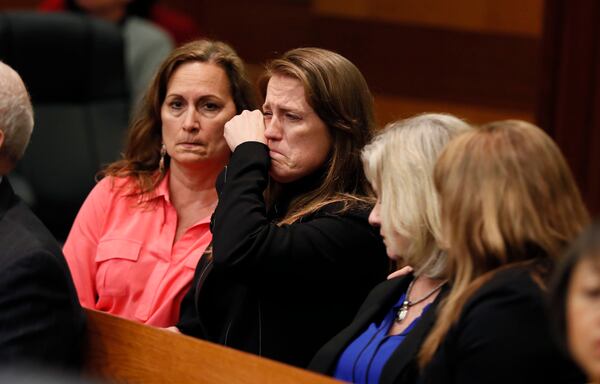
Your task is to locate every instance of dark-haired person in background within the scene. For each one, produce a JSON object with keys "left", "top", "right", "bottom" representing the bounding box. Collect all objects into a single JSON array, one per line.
[
  {"left": 551, "top": 222, "right": 600, "bottom": 384},
  {"left": 0, "top": 61, "right": 84, "bottom": 369},
  {"left": 178, "top": 47, "right": 389, "bottom": 367}
]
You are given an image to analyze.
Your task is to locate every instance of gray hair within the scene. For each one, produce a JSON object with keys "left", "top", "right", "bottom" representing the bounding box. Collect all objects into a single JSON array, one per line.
[
  {"left": 361, "top": 113, "right": 471, "bottom": 278},
  {"left": 0, "top": 61, "right": 34, "bottom": 164}
]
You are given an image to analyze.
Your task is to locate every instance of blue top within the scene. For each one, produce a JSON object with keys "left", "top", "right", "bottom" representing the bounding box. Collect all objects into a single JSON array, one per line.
[{"left": 333, "top": 292, "right": 430, "bottom": 384}]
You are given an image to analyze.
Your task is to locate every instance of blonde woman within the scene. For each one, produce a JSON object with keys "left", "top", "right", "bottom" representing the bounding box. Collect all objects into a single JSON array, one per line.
[
  {"left": 309, "top": 114, "right": 470, "bottom": 383},
  {"left": 418, "top": 120, "right": 589, "bottom": 383}
]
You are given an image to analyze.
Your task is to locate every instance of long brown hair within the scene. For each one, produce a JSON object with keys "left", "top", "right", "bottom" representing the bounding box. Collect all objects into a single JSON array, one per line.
[
  {"left": 258, "top": 47, "right": 375, "bottom": 224},
  {"left": 100, "top": 39, "right": 256, "bottom": 196},
  {"left": 419, "top": 120, "right": 590, "bottom": 365}
]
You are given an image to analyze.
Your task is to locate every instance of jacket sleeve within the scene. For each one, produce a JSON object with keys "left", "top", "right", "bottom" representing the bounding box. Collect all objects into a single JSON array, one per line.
[
  {"left": 211, "top": 142, "right": 385, "bottom": 282},
  {"left": 62, "top": 178, "right": 111, "bottom": 307},
  {"left": 0, "top": 249, "right": 85, "bottom": 369},
  {"left": 177, "top": 253, "right": 212, "bottom": 337}
]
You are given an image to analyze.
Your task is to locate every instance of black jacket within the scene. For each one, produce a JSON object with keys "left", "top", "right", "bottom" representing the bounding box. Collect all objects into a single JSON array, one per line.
[
  {"left": 178, "top": 142, "right": 389, "bottom": 367},
  {"left": 0, "top": 177, "right": 85, "bottom": 370},
  {"left": 418, "top": 263, "right": 585, "bottom": 384},
  {"left": 309, "top": 274, "right": 448, "bottom": 383}
]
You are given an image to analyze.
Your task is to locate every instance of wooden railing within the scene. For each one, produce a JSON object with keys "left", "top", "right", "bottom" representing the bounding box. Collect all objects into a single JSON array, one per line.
[{"left": 83, "top": 309, "right": 340, "bottom": 384}]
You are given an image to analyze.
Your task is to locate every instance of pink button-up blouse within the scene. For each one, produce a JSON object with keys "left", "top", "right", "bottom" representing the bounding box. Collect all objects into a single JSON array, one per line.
[{"left": 63, "top": 173, "right": 211, "bottom": 327}]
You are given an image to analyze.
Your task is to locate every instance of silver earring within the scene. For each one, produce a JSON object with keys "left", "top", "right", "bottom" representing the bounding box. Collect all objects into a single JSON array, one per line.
[{"left": 159, "top": 144, "right": 167, "bottom": 173}]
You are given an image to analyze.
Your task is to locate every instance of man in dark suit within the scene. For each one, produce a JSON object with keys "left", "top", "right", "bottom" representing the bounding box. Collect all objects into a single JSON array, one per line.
[{"left": 0, "top": 61, "right": 84, "bottom": 369}]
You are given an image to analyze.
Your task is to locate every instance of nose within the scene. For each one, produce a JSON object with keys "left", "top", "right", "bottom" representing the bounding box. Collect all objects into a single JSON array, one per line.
[
  {"left": 182, "top": 108, "right": 199, "bottom": 132},
  {"left": 264, "top": 114, "right": 283, "bottom": 141},
  {"left": 368, "top": 202, "right": 381, "bottom": 227}
]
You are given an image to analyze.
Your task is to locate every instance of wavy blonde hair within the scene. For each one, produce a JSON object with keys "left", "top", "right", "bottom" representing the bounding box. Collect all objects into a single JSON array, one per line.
[
  {"left": 419, "top": 120, "right": 590, "bottom": 365},
  {"left": 361, "top": 113, "right": 471, "bottom": 277}
]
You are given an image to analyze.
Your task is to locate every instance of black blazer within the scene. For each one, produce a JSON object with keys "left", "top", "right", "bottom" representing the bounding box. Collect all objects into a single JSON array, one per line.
[
  {"left": 309, "top": 274, "right": 448, "bottom": 383},
  {"left": 418, "top": 264, "right": 585, "bottom": 384},
  {"left": 178, "top": 142, "right": 389, "bottom": 368},
  {"left": 0, "top": 178, "right": 85, "bottom": 369}
]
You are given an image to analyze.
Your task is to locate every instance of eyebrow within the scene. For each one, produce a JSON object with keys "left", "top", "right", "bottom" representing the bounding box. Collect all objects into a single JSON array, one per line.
[
  {"left": 262, "top": 102, "right": 302, "bottom": 114},
  {"left": 166, "top": 93, "right": 225, "bottom": 102}
]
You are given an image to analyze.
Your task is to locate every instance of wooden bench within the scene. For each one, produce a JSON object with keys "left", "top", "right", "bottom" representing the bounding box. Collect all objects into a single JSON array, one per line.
[{"left": 83, "top": 309, "right": 340, "bottom": 383}]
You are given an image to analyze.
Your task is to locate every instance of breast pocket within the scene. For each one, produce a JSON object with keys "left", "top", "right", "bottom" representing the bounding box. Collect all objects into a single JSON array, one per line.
[{"left": 95, "top": 238, "right": 142, "bottom": 297}]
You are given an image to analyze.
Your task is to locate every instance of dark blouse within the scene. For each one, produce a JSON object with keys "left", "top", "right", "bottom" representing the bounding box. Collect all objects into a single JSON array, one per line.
[
  {"left": 418, "top": 263, "right": 585, "bottom": 384},
  {"left": 178, "top": 142, "right": 389, "bottom": 367}
]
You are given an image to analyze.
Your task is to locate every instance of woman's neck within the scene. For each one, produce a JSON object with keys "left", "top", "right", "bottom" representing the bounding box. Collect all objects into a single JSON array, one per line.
[
  {"left": 168, "top": 162, "right": 221, "bottom": 212},
  {"left": 409, "top": 275, "right": 446, "bottom": 300},
  {"left": 388, "top": 274, "right": 446, "bottom": 336}
]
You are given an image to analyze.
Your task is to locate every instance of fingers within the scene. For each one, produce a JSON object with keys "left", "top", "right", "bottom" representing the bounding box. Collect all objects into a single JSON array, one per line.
[
  {"left": 387, "top": 265, "right": 414, "bottom": 280},
  {"left": 224, "top": 110, "right": 267, "bottom": 151}
]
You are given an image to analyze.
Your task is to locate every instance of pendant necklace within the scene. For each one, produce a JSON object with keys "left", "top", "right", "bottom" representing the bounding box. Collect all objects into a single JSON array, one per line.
[{"left": 395, "top": 278, "right": 446, "bottom": 323}]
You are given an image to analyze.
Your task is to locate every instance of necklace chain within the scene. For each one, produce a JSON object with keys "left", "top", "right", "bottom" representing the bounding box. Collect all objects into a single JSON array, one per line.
[{"left": 395, "top": 278, "right": 446, "bottom": 323}]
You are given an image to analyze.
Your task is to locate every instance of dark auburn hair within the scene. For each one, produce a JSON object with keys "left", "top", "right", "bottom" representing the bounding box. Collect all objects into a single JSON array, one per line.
[{"left": 549, "top": 222, "right": 600, "bottom": 353}]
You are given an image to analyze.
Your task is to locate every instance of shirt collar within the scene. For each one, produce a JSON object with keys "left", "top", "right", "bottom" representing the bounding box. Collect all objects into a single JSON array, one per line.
[{"left": 138, "top": 170, "right": 171, "bottom": 205}]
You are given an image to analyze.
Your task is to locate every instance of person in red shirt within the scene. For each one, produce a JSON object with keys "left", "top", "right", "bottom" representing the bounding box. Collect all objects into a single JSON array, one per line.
[{"left": 63, "top": 40, "right": 255, "bottom": 327}]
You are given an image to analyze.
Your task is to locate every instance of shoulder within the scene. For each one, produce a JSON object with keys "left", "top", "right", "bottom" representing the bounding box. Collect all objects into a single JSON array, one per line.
[
  {"left": 309, "top": 199, "right": 373, "bottom": 224},
  {"left": 368, "top": 274, "right": 412, "bottom": 299},
  {"left": 354, "top": 274, "right": 412, "bottom": 314},
  {"left": 0, "top": 201, "right": 64, "bottom": 275},
  {"left": 123, "top": 16, "right": 174, "bottom": 47},
  {"left": 75, "top": 176, "right": 140, "bottom": 220},
  {"left": 91, "top": 176, "right": 135, "bottom": 198},
  {"left": 431, "top": 263, "right": 586, "bottom": 383},
  {"left": 456, "top": 265, "right": 549, "bottom": 337},
  {"left": 123, "top": 16, "right": 174, "bottom": 52},
  {"left": 0, "top": 246, "right": 66, "bottom": 281},
  {"left": 467, "top": 266, "right": 544, "bottom": 308}
]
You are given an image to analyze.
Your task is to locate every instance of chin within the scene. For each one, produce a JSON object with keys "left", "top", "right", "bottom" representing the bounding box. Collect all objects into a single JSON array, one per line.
[
  {"left": 269, "top": 168, "right": 298, "bottom": 184},
  {"left": 384, "top": 247, "right": 398, "bottom": 259}
]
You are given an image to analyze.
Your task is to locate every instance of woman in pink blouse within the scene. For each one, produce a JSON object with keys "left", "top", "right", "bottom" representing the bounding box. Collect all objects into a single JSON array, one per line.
[{"left": 63, "top": 40, "right": 256, "bottom": 327}]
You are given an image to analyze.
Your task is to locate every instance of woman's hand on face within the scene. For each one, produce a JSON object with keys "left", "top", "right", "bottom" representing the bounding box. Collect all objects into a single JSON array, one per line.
[{"left": 224, "top": 110, "right": 267, "bottom": 151}]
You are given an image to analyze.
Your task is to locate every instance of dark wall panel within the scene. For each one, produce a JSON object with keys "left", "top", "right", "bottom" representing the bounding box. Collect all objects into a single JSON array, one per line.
[
  {"left": 537, "top": 0, "right": 600, "bottom": 216},
  {"left": 165, "top": 0, "right": 538, "bottom": 112}
]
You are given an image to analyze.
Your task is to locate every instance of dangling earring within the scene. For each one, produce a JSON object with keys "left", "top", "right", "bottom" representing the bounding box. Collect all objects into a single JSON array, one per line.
[{"left": 159, "top": 144, "right": 167, "bottom": 173}]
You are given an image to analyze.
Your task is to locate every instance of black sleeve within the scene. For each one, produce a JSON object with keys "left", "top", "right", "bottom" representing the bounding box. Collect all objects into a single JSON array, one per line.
[
  {"left": 177, "top": 255, "right": 212, "bottom": 337},
  {"left": 212, "top": 141, "right": 385, "bottom": 282},
  {"left": 0, "top": 250, "right": 85, "bottom": 370}
]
